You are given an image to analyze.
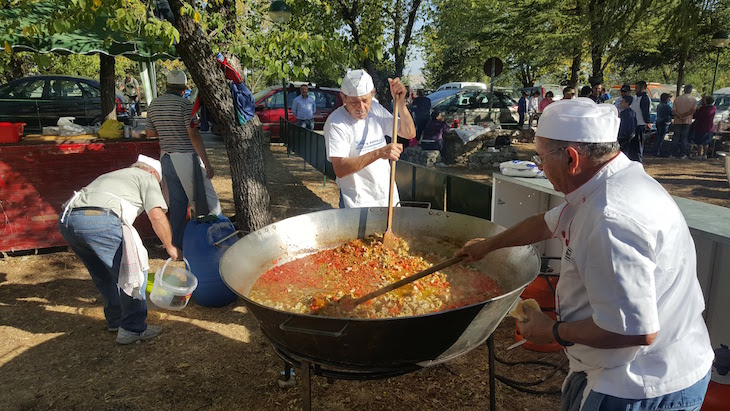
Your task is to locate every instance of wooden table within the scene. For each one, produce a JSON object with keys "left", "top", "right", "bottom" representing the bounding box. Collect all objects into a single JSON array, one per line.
[{"left": 0, "top": 136, "right": 160, "bottom": 253}]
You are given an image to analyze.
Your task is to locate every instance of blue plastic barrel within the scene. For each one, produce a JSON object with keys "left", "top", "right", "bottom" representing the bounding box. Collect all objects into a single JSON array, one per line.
[{"left": 183, "top": 215, "right": 239, "bottom": 307}]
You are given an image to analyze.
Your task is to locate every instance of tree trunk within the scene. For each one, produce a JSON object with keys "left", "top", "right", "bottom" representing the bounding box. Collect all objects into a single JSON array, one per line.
[
  {"left": 570, "top": 47, "right": 581, "bottom": 87},
  {"left": 676, "top": 59, "right": 686, "bottom": 97},
  {"left": 99, "top": 54, "right": 116, "bottom": 121},
  {"left": 590, "top": 43, "right": 603, "bottom": 86},
  {"left": 168, "top": 0, "right": 272, "bottom": 232},
  {"left": 364, "top": 58, "right": 390, "bottom": 107}
]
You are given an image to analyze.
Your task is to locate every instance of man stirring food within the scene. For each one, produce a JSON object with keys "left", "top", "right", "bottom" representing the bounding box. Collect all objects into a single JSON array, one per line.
[
  {"left": 324, "top": 69, "right": 416, "bottom": 208},
  {"left": 457, "top": 98, "right": 713, "bottom": 410}
]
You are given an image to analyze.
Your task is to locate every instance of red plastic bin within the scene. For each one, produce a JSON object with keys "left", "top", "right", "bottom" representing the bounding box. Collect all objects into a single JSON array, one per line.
[{"left": 0, "top": 122, "right": 26, "bottom": 143}]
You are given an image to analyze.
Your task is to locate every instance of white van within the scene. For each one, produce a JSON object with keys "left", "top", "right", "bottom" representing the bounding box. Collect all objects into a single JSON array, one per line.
[{"left": 436, "top": 82, "right": 487, "bottom": 92}]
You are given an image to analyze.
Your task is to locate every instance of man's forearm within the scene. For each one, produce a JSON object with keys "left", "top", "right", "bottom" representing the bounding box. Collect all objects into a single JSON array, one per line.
[
  {"left": 560, "top": 317, "right": 657, "bottom": 348},
  {"left": 188, "top": 128, "right": 212, "bottom": 165},
  {"left": 491, "top": 213, "right": 552, "bottom": 250},
  {"left": 458, "top": 213, "right": 552, "bottom": 262},
  {"left": 148, "top": 207, "right": 174, "bottom": 249},
  {"left": 396, "top": 100, "right": 417, "bottom": 139},
  {"left": 331, "top": 151, "right": 382, "bottom": 178}
]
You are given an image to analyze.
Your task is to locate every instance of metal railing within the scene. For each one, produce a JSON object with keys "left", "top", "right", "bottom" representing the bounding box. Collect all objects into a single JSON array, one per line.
[{"left": 281, "top": 119, "right": 492, "bottom": 220}]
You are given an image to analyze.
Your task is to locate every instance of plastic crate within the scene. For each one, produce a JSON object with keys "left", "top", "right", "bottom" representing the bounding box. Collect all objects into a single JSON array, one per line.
[{"left": 0, "top": 122, "right": 25, "bottom": 143}]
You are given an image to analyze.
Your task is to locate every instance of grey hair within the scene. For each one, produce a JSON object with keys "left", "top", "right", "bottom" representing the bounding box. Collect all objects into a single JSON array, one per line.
[
  {"left": 131, "top": 162, "right": 161, "bottom": 181},
  {"left": 544, "top": 139, "right": 620, "bottom": 163}
]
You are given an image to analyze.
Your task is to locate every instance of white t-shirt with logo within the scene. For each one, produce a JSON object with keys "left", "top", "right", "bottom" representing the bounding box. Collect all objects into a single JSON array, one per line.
[
  {"left": 324, "top": 102, "right": 399, "bottom": 208},
  {"left": 543, "top": 153, "right": 713, "bottom": 401}
]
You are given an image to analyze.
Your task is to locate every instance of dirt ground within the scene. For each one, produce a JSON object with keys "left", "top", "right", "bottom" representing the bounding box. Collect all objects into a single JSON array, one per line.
[{"left": 1, "top": 137, "right": 727, "bottom": 411}]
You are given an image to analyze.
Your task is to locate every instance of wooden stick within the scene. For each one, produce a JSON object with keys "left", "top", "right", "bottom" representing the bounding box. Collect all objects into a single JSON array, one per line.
[{"left": 384, "top": 96, "right": 400, "bottom": 242}]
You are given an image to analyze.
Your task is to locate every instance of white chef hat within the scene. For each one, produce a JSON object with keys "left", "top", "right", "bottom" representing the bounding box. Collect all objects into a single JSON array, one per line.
[
  {"left": 136, "top": 154, "right": 162, "bottom": 178},
  {"left": 341, "top": 69, "right": 374, "bottom": 97},
  {"left": 536, "top": 98, "right": 619, "bottom": 143}
]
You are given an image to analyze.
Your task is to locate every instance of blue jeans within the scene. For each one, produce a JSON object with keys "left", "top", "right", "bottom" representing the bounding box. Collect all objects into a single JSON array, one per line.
[
  {"left": 673, "top": 124, "right": 692, "bottom": 157},
  {"left": 58, "top": 210, "right": 148, "bottom": 333},
  {"left": 583, "top": 370, "right": 711, "bottom": 411},
  {"left": 161, "top": 154, "right": 188, "bottom": 249},
  {"left": 654, "top": 122, "right": 670, "bottom": 155},
  {"left": 626, "top": 125, "right": 646, "bottom": 163},
  {"left": 297, "top": 119, "right": 314, "bottom": 130}
]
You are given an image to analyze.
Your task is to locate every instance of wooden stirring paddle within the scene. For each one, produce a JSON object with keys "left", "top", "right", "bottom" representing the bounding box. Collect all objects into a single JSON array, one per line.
[
  {"left": 382, "top": 95, "right": 401, "bottom": 249},
  {"left": 338, "top": 255, "right": 466, "bottom": 311}
]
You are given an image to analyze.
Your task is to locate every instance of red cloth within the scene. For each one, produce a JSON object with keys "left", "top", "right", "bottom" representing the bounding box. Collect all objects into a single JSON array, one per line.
[
  {"left": 217, "top": 54, "right": 242, "bottom": 84},
  {"left": 693, "top": 105, "right": 716, "bottom": 133},
  {"left": 538, "top": 98, "right": 553, "bottom": 112}
]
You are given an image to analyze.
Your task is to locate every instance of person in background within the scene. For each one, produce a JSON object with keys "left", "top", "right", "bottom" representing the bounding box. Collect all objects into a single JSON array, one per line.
[
  {"left": 539, "top": 91, "right": 555, "bottom": 112},
  {"left": 124, "top": 74, "right": 141, "bottom": 117},
  {"left": 420, "top": 110, "right": 450, "bottom": 152},
  {"left": 672, "top": 84, "right": 698, "bottom": 159},
  {"left": 518, "top": 91, "right": 528, "bottom": 129},
  {"left": 528, "top": 91, "right": 540, "bottom": 126},
  {"left": 578, "top": 85, "right": 592, "bottom": 98},
  {"left": 618, "top": 96, "right": 637, "bottom": 159},
  {"left": 456, "top": 98, "right": 713, "bottom": 411},
  {"left": 146, "top": 70, "right": 222, "bottom": 250},
  {"left": 653, "top": 93, "right": 673, "bottom": 157},
  {"left": 589, "top": 83, "right": 605, "bottom": 103},
  {"left": 629, "top": 80, "right": 652, "bottom": 162},
  {"left": 693, "top": 95, "right": 716, "bottom": 160},
  {"left": 614, "top": 84, "right": 632, "bottom": 111},
  {"left": 58, "top": 155, "right": 180, "bottom": 345},
  {"left": 563, "top": 86, "right": 576, "bottom": 100},
  {"left": 410, "top": 89, "right": 432, "bottom": 140},
  {"left": 601, "top": 86, "right": 611, "bottom": 102},
  {"left": 324, "top": 69, "right": 416, "bottom": 208},
  {"left": 291, "top": 84, "right": 316, "bottom": 130}
]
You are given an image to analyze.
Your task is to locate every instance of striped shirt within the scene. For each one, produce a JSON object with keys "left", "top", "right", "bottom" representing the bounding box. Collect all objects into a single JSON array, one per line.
[{"left": 147, "top": 92, "right": 195, "bottom": 153}]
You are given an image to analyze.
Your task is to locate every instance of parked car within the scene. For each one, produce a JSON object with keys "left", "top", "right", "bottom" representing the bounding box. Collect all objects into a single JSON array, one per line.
[
  {"left": 0, "top": 75, "right": 128, "bottom": 134},
  {"left": 435, "top": 82, "right": 487, "bottom": 92},
  {"left": 252, "top": 85, "right": 343, "bottom": 141},
  {"left": 431, "top": 89, "right": 519, "bottom": 127},
  {"left": 425, "top": 88, "right": 461, "bottom": 107},
  {"left": 713, "top": 87, "right": 730, "bottom": 131}
]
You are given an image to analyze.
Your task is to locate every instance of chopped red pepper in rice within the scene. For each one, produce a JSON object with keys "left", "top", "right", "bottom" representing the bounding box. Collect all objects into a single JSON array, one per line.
[{"left": 249, "top": 236, "right": 502, "bottom": 319}]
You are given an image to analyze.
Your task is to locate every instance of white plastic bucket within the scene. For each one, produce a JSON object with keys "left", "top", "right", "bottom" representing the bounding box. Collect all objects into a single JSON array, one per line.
[{"left": 149, "top": 258, "right": 198, "bottom": 310}]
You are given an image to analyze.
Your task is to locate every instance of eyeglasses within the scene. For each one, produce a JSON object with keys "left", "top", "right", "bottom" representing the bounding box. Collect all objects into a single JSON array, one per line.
[{"left": 532, "top": 147, "right": 567, "bottom": 165}]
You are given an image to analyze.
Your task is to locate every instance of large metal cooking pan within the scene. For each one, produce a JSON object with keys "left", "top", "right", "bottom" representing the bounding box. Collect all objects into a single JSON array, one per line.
[{"left": 220, "top": 207, "right": 539, "bottom": 369}]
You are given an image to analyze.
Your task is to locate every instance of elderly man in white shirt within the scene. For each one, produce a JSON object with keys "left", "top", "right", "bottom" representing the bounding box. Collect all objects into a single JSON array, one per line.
[
  {"left": 457, "top": 98, "right": 713, "bottom": 411},
  {"left": 324, "top": 69, "right": 416, "bottom": 208},
  {"left": 292, "top": 84, "right": 317, "bottom": 130}
]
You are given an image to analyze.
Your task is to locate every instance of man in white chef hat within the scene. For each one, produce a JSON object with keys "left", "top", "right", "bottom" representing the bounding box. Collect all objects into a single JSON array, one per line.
[
  {"left": 457, "top": 98, "right": 713, "bottom": 410},
  {"left": 324, "top": 69, "right": 416, "bottom": 208}
]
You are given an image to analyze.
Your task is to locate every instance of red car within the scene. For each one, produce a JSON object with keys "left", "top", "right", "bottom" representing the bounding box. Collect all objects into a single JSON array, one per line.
[{"left": 253, "top": 86, "right": 343, "bottom": 141}]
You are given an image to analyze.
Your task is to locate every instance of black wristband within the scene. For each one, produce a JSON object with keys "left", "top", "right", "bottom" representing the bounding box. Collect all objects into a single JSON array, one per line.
[{"left": 553, "top": 321, "right": 574, "bottom": 347}]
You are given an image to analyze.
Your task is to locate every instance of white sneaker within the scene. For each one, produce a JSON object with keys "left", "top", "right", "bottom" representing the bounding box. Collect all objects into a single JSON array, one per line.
[{"left": 116, "top": 325, "right": 163, "bottom": 345}]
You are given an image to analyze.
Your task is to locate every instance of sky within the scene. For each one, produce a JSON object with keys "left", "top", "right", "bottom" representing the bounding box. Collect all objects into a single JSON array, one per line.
[{"left": 406, "top": 52, "right": 425, "bottom": 75}]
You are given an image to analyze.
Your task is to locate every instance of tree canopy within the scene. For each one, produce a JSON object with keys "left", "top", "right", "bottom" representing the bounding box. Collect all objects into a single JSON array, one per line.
[{"left": 422, "top": 0, "right": 730, "bottom": 93}]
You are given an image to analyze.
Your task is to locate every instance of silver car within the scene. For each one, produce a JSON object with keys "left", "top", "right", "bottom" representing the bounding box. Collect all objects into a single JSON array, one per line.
[{"left": 430, "top": 89, "right": 519, "bottom": 127}]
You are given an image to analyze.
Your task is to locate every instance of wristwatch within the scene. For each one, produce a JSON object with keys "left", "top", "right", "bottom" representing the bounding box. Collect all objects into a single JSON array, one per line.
[{"left": 553, "top": 321, "right": 574, "bottom": 347}]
